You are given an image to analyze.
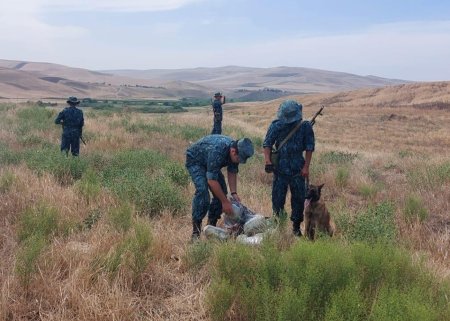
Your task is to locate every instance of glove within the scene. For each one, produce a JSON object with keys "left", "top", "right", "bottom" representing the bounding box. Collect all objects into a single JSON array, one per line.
[{"left": 265, "top": 164, "right": 274, "bottom": 173}]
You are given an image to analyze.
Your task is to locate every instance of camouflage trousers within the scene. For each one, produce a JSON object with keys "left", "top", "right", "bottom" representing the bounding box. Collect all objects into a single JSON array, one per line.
[
  {"left": 61, "top": 132, "right": 80, "bottom": 156},
  {"left": 186, "top": 164, "right": 228, "bottom": 223},
  {"left": 272, "top": 173, "right": 306, "bottom": 223},
  {"left": 211, "top": 120, "right": 222, "bottom": 135}
]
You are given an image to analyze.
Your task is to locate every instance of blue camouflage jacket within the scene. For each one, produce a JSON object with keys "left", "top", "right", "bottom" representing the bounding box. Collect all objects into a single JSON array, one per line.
[
  {"left": 55, "top": 106, "right": 84, "bottom": 136},
  {"left": 186, "top": 135, "right": 238, "bottom": 180},
  {"left": 263, "top": 120, "right": 315, "bottom": 176},
  {"left": 212, "top": 99, "right": 223, "bottom": 122}
]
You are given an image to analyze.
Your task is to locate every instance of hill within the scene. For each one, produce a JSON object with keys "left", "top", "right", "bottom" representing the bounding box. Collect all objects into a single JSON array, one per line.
[
  {"left": 0, "top": 59, "right": 410, "bottom": 100},
  {"left": 105, "top": 65, "right": 409, "bottom": 94}
]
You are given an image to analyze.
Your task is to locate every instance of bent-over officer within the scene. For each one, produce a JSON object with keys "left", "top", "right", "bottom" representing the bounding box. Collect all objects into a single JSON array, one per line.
[{"left": 185, "top": 135, "right": 254, "bottom": 241}]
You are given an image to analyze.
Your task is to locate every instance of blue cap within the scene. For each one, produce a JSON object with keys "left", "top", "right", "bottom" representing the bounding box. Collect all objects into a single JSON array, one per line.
[
  {"left": 277, "top": 100, "right": 302, "bottom": 124},
  {"left": 237, "top": 138, "right": 254, "bottom": 164}
]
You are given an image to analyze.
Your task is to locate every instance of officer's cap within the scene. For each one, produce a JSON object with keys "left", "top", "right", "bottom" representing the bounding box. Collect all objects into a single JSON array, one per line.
[
  {"left": 277, "top": 100, "right": 302, "bottom": 124},
  {"left": 237, "top": 138, "right": 254, "bottom": 164}
]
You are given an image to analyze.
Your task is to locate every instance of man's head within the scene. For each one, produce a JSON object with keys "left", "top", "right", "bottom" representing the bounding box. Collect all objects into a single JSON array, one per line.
[
  {"left": 67, "top": 96, "right": 80, "bottom": 106},
  {"left": 230, "top": 138, "right": 254, "bottom": 164},
  {"left": 277, "top": 100, "right": 302, "bottom": 124},
  {"left": 214, "top": 92, "right": 222, "bottom": 98}
]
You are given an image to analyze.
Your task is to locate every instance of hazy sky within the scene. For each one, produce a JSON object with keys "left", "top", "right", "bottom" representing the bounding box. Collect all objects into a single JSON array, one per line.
[{"left": 1, "top": 0, "right": 449, "bottom": 81}]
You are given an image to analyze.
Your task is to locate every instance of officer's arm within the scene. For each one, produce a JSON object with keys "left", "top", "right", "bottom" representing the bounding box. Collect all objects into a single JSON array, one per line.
[
  {"left": 55, "top": 111, "right": 64, "bottom": 125},
  {"left": 207, "top": 179, "right": 232, "bottom": 214}
]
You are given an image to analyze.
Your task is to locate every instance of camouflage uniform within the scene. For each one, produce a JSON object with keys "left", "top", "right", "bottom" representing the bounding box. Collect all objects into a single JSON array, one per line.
[
  {"left": 211, "top": 96, "right": 223, "bottom": 134},
  {"left": 55, "top": 97, "right": 84, "bottom": 156},
  {"left": 263, "top": 104, "right": 315, "bottom": 227},
  {"left": 185, "top": 135, "right": 254, "bottom": 239},
  {"left": 186, "top": 135, "right": 238, "bottom": 224}
]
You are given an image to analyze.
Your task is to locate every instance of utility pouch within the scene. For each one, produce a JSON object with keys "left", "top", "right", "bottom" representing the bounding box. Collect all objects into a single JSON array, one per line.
[{"left": 270, "top": 149, "right": 279, "bottom": 168}]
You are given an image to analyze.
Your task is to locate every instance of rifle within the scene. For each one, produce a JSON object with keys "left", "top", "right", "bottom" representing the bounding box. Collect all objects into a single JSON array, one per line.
[{"left": 310, "top": 105, "right": 324, "bottom": 126}]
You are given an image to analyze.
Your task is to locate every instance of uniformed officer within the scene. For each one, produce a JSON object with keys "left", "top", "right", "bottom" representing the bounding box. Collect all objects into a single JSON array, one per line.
[
  {"left": 185, "top": 135, "right": 254, "bottom": 240},
  {"left": 55, "top": 96, "right": 84, "bottom": 156},
  {"left": 211, "top": 92, "right": 225, "bottom": 134},
  {"left": 263, "top": 100, "right": 315, "bottom": 236}
]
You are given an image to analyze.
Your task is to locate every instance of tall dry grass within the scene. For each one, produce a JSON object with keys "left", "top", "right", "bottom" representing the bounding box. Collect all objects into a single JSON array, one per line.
[{"left": 0, "top": 90, "right": 449, "bottom": 320}]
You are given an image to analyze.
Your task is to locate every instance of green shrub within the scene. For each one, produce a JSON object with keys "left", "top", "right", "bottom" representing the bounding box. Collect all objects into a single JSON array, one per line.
[
  {"left": 0, "top": 170, "right": 15, "bottom": 193},
  {"left": 335, "top": 167, "right": 350, "bottom": 187},
  {"left": 206, "top": 241, "right": 450, "bottom": 321},
  {"left": 75, "top": 168, "right": 102, "bottom": 202},
  {"left": 404, "top": 195, "right": 428, "bottom": 223},
  {"left": 100, "top": 150, "right": 187, "bottom": 216},
  {"left": 358, "top": 183, "right": 378, "bottom": 199},
  {"left": 109, "top": 203, "right": 133, "bottom": 232},
  {"left": 82, "top": 209, "right": 102, "bottom": 230},
  {"left": 24, "top": 147, "right": 88, "bottom": 184},
  {"left": 100, "top": 221, "right": 153, "bottom": 279},
  {"left": 0, "top": 143, "right": 22, "bottom": 165},
  {"left": 15, "top": 107, "right": 55, "bottom": 132},
  {"left": 407, "top": 161, "right": 450, "bottom": 188},
  {"left": 15, "top": 233, "right": 47, "bottom": 286},
  {"left": 18, "top": 204, "right": 59, "bottom": 242},
  {"left": 320, "top": 151, "right": 359, "bottom": 165},
  {"left": 344, "top": 201, "right": 397, "bottom": 244},
  {"left": 184, "top": 241, "right": 214, "bottom": 271},
  {"left": 178, "top": 124, "right": 209, "bottom": 141},
  {"left": 164, "top": 162, "right": 189, "bottom": 186}
]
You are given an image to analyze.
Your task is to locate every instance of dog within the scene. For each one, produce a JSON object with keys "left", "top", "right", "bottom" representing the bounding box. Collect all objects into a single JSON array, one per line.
[{"left": 303, "top": 183, "right": 334, "bottom": 240}]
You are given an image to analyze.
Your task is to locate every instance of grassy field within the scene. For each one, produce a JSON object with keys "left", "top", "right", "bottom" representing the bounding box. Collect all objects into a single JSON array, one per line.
[{"left": 0, "top": 88, "right": 449, "bottom": 320}]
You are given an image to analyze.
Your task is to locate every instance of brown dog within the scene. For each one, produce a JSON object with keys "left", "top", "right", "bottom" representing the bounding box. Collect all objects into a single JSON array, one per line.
[{"left": 303, "top": 184, "right": 334, "bottom": 240}]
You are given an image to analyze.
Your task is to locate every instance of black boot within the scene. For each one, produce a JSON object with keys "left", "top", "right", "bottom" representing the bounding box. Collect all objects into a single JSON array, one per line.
[
  {"left": 191, "top": 220, "right": 202, "bottom": 242},
  {"left": 207, "top": 218, "right": 218, "bottom": 227},
  {"left": 293, "top": 221, "right": 302, "bottom": 237}
]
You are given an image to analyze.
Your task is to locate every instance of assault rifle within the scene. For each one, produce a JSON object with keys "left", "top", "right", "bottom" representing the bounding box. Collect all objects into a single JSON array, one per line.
[{"left": 310, "top": 105, "right": 324, "bottom": 126}]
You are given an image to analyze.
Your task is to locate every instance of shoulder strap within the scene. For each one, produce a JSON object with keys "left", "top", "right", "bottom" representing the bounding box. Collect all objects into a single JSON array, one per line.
[{"left": 277, "top": 121, "right": 303, "bottom": 150}]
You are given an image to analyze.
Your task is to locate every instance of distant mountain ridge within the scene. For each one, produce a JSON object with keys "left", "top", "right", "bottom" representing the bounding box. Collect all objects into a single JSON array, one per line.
[{"left": 0, "top": 59, "right": 410, "bottom": 100}]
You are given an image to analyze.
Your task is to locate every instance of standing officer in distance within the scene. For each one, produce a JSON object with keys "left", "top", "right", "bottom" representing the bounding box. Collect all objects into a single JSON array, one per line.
[
  {"left": 211, "top": 92, "right": 225, "bottom": 134},
  {"left": 55, "top": 96, "right": 84, "bottom": 156}
]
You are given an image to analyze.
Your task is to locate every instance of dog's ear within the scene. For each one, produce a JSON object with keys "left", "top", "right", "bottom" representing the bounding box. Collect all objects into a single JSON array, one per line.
[{"left": 318, "top": 183, "right": 324, "bottom": 190}]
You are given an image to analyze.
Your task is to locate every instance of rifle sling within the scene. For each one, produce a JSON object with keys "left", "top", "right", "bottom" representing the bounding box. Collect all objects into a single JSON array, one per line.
[{"left": 275, "top": 121, "right": 303, "bottom": 152}]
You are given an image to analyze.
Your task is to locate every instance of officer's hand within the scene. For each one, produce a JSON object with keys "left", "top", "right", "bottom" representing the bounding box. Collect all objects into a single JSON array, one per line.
[
  {"left": 265, "top": 164, "right": 274, "bottom": 173},
  {"left": 222, "top": 199, "right": 233, "bottom": 215}
]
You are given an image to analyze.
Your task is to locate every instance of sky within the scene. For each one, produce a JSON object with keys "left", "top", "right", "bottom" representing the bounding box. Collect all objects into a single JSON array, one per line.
[{"left": 1, "top": 0, "right": 450, "bottom": 81}]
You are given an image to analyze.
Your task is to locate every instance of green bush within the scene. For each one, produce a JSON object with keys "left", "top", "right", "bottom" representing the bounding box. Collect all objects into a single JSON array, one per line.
[
  {"left": 184, "top": 241, "right": 214, "bottom": 271},
  {"left": 109, "top": 203, "right": 133, "bottom": 232},
  {"left": 15, "top": 233, "right": 47, "bottom": 286},
  {"left": 75, "top": 168, "right": 102, "bottom": 202},
  {"left": 100, "top": 221, "right": 153, "bottom": 279},
  {"left": 0, "top": 143, "right": 22, "bottom": 166},
  {"left": 342, "top": 201, "right": 397, "bottom": 244},
  {"left": 335, "top": 167, "right": 350, "bottom": 187},
  {"left": 100, "top": 150, "right": 187, "bottom": 216},
  {"left": 320, "top": 151, "right": 359, "bottom": 165},
  {"left": 15, "top": 107, "right": 55, "bottom": 132},
  {"left": 207, "top": 241, "right": 450, "bottom": 321},
  {"left": 18, "top": 204, "right": 60, "bottom": 242},
  {"left": 24, "top": 147, "right": 88, "bottom": 184},
  {"left": 164, "top": 162, "right": 189, "bottom": 187},
  {"left": 407, "top": 161, "right": 450, "bottom": 188},
  {"left": 358, "top": 183, "right": 378, "bottom": 200},
  {"left": 404, "top": 195, "right": 428, "bottom": 223},
  {"left": 0, "top": 170, "right": 15, "bottom": 193}
]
